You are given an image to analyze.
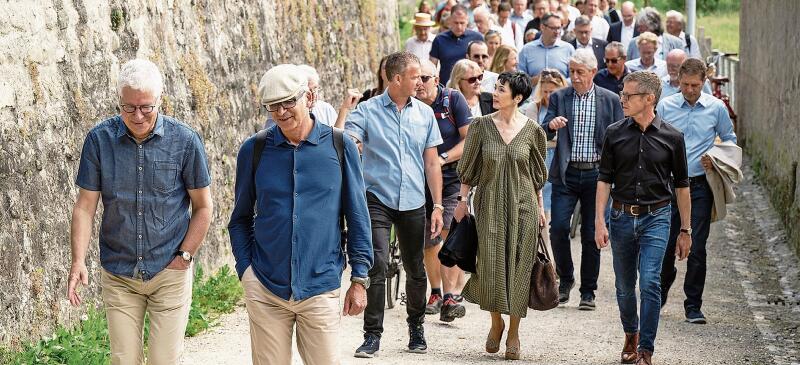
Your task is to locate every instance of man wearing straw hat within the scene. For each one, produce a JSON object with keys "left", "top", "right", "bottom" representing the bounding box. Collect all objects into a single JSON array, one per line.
[{"left": 406, "top": 13, "right": 437, "bottom": 62}]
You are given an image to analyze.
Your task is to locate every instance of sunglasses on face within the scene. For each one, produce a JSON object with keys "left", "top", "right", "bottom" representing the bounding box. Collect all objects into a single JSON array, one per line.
[
  {"left": 605, "top": 57, "right": 624, "bottom": 64},
  {"left": 463, "top": 74, "right": 484, "bottom": 84},
  {"left": 264, "top": 91, "right": 306, "bottom": 112},
  {"left": 471, "top": 54, "right": 490, "bottom": 60},
  {"left": 420, "top": 75, "right": 434, "bottom": 83}
]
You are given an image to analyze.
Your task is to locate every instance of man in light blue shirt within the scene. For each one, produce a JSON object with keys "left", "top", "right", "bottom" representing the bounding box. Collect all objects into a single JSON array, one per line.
[
  {"left": 342, "top": 51, "right": 444, "bottom": 358},
  {"left": 656, "top": 58, "right": 736, "bottom": 325},
  {"left": 518, "top": 13, "right": 575, "bottom": 79}
]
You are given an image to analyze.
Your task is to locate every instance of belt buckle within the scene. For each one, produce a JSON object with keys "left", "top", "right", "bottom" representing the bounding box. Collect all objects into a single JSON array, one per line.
[{"left": 629, "top": 205, "right": 640, "bottom": 216}]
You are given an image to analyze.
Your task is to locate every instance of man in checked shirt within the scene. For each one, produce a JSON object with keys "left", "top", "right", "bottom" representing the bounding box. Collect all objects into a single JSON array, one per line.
[{"left": 541, "top": 48, "right": 624, "bottom": 310}]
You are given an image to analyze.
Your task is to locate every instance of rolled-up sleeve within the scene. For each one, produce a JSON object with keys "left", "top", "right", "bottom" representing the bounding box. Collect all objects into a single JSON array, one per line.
[
  {"left": 227, "top": 137, "right": 256, "bottom": 279},
  {"left": 182, "top": 131, "right": 212, "bottom": 189},
  {"left": 75, "top": 131, "right": 101, "bottom": 191},
  {"left": 341, "top": 135, "right": 373, "bottom": 278},
  {"left": 345, "top": 104, "right": 368, "bottom": 143}
]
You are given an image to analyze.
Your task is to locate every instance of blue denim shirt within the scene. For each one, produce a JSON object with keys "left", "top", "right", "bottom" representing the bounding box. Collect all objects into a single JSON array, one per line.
[
  {"left": 76, "top": 115, "right": 211, "bottom": 280},
  {"left": 228, "top": 120, "right": 374, "bottom": 301},
  {"left": 345, "top": 90, "right": 443, "bottom": 211},
  {"left": 656, "top": 92, "right": 737, "bottom": 177}
]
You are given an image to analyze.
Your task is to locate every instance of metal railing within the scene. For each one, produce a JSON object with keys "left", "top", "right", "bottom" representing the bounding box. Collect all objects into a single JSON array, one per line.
[{"left": 710, "top": 50, "right": 740, "bottom": 111}]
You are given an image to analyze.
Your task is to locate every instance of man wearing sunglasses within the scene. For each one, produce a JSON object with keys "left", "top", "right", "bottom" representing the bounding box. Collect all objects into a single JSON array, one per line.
[
  {"left": 69, "top": 59, "right": 213, "bottom": 364},
  {"left": 228, "top": 64, "right": 374, "bottom": 364},
  {"left": 466, "top": 40, "right": 498, "bottom": 93},
  {"left": 594, "top": 41, "right": 630, "bottom": 94}
]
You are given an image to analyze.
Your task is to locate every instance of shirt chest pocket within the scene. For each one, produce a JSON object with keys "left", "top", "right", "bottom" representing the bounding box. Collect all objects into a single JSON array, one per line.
[{"left": 153, "top": 161, "right": 179, "bottom": 193}]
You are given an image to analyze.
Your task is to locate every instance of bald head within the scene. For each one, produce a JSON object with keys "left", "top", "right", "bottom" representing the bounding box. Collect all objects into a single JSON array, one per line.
[
  {"left": 621, "top": 1, "right": 635, "bottom": 25},
  {"left": 666, "top": 49, "right": 687, "bottom": 81}
]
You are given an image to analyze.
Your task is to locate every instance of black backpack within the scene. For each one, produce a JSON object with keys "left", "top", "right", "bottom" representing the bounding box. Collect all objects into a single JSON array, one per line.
[{"left": 250, "top": 126, "right": 349, "bottom": 252}]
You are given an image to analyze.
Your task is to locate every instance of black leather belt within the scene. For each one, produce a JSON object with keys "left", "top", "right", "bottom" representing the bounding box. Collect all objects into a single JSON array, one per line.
[
  {"left": 442, "top": 162, "right": 458, "bottom": 171},
  {"left": 569, "top": 161, "right": 600, "bottom": 170},
  {"left": 612, "top": 200, "right": 670, "bottom": 216},
  {"left": 689, "top": 175, "right": 707, "bottom": 184}
]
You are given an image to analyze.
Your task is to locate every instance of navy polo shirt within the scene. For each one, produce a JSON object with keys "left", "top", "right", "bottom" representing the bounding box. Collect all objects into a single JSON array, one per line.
[
  {"left": 429, "top": 86, "right": 471, "bottom": 154},
  {"left": 430, "top": 30, "right": 484, "bottom": 86}
]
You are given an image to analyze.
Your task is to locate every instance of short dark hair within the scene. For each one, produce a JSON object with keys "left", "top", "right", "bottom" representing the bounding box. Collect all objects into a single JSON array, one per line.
[
  {"left": 678, "top": 58, "right": 707, "bottom": 81},
  {"left": 450, "top": 4, "right": 469, "bottom": 16},
  {"left": 623, "top": 71, "right": 662, "bottom": 104},
  {"left": 541, "top": 12, "right": 561, "bottom": 26},
  {"left": 497, "top": 71, "right": 533, "bottom": 106},
  {"left": 466, "top": 40, "right": 487, "bottom": 56},
  {"left": 498, "top": 2, "right": 511, "bottom": 12},
  {"left": 384, "top": 51, "right": 420, "bottom": 81}
]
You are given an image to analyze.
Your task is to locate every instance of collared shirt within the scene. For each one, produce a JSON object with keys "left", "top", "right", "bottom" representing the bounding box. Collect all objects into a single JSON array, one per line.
[
  {"left": 591, "top": 15, "right": 610, "bottom": 40},
  {"left": 594, "top": 67, "right": 630, "bottom": 94},
  {"left": 76, "top": 115, "right": 211, "bottom": 280},
  {"left": 430, "top": 29, "right": 485, "bottom": 85},
  {"left": 518, "top": 39, "right": 575, "bottom": 79},
  {"left": 227, "top": 119, "right": 374, "bottom": 301},
  {"left": 482, "top": 70, "right": 499, "bottom": 93},
  {"left": 620, "top": 23, "right": 635, "bottom": 47},
  {"left": 497, "top": 18, "right": 524, "bottom": 50},
  {"left": 264, "top": 101, "right": 337, "bottom": 129},
  {"left": 656, "top": 92, "right": 737, "bottom": 177},
  {"left": 625, "top": 57, "right": 668, "bottom": 78},
  {"left": 405, "top": 35, "right": 434, "bottom": 63},
  {"left": 576, "top": 38, "right": 593, "bottom": 50},
  {"left": 659, "top": 75, "right": 712, "bottom": 101},
  {"left": 510, "top": 11, "right": 533, "bottom": 31},
  {"left": 571, "top": 86, "right": 600, "bottom": 162},
  {"left": 598, "top": 115, "right": 689, "bottom": 205},
  {"left": 345, "top": 90, "right": 443, "bottom": 211},
  {"left": 677, "top": 31, "right": 702, "bottom": 59}
]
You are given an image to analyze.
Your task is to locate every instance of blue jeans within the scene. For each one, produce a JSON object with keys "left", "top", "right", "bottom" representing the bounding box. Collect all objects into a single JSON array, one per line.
[
  {"left": 609, "top": 204, "right": 671, "bottom": 353},
  {"left": 661, "top": 178, "right": 714, "bottom": 311},
  {"left": 550, "top": 166, "right": 600, "bottom": 295},
  {"left": 542, "top": 147, "right": 555, "bottom": 213}
]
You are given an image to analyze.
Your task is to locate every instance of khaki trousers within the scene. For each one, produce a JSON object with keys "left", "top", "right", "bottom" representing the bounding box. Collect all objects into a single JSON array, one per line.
[
  {"left": 242, "top": 266, "right": 341, "bottom": 365},
  {"left": 101, "top": 267, "right": 193, "bottom": 365}
]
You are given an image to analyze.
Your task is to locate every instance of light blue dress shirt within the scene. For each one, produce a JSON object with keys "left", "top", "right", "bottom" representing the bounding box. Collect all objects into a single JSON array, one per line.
[
  {"left": 625, "top": 58, "right": 668, "bottom": 78},
  {"left": 659, "top": 76, "right": 712, "bottom": 101},
  {"left": 345, "top": 90, "right": 443, "bottom": 211},
  {"left": 656, "top": 92, "right": 737, "bottom": 177},
  {"left": 518, "top": 39, "right": 575, "bottom": 79}
]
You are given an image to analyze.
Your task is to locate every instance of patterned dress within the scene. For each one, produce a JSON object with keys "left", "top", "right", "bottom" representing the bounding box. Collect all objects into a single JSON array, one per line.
[{"left": 457, "top": 113, "right": 548, "bottom": 317}]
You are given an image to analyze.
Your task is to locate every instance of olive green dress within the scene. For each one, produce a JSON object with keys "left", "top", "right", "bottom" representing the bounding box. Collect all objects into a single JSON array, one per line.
[{"left": 457, "top": 113, "right": 548, "bottom": 318}]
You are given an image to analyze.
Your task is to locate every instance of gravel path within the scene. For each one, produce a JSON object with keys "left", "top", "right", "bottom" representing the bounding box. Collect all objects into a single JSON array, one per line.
[{"left": 182, "top": 164, "right": 799, "bottom": 364}]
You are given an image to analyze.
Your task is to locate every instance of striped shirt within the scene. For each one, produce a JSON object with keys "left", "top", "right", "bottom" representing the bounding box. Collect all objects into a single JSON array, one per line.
[{"left": 571, "top": 86, "right": 599, "bottom": 162}]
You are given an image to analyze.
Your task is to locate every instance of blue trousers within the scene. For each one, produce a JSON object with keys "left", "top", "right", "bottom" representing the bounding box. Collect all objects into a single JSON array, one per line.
[{"left": 609, "top": 204, "right": 671, "bottom": 353}]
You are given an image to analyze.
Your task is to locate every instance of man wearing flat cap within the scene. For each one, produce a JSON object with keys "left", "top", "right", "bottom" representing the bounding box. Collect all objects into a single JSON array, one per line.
[
  {"left": 405, "top": 12, "right": 437, "bottom": 62},
  {"left": 228, "top": 64, "right": 374, "bottom": 365}
]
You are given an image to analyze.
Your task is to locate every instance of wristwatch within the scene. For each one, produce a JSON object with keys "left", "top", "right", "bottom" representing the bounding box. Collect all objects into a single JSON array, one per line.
[
  {"left": 439, "top": 152, "right": 449, "bottom": 162},
  {"left": 680, "top": 227, "right": 692, "bottom": 235},
  {"left": 175, "top": 250, "right": 193, "bottom": 262},
  {"left": 433, "top": 203, "right": 445, "bottom": 212},
  {"left": 456, "top": 195, "right": 467, "bottom": 202},
  {"left": 351, "top": 276, "right": 370, "bottom": 289}
]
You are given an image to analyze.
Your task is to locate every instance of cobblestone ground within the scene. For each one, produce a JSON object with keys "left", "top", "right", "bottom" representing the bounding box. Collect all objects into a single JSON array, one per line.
[{"left": 182, "top": 163, "right": 800, "bottom": 364}]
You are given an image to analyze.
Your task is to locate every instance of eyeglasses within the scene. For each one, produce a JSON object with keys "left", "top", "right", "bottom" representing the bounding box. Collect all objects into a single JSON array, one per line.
[
  {"left": 619, "top": 92, "right": 649, "bottom": 101},
  {"left": 471, "top": 54, "right": 490, "bottom": 60},
  {"left": 263, "top": 91, "right": 306, "bottom": 112},
  {"left": 420, "top": 75, "right": 434, "bottom": 83},
  {"left": 605, "top": 57, "right": 624, "bottom": 64},
  {"left": 463, "top": 74, "right": 484, "bottom": 84},
  {"left": 542, "top": 23, "right": 561, "bottom": 32},
  {"left": 120, "top": 104, "right": 157, "bottom": 114}
]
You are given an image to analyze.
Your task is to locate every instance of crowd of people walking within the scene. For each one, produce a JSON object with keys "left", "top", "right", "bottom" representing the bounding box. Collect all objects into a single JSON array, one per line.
[{"left": 65, "top": 0, "right": 742, "bottom": 364}]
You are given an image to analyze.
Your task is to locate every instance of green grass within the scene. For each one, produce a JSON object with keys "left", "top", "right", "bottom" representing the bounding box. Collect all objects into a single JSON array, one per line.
[
  {"left": 2, "top": 265, "right": 243, "bottom": 365},
  {"left": 696, "top": 11, "right": 740, "bottom": 53}
]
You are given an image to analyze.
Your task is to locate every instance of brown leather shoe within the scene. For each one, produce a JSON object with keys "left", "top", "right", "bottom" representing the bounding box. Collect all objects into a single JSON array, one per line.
[
  {"left": 636, "top": 350, "right": 652, "bottom": 365},
  {"left": 621, "top": 332, "right": 639, "bottom": 364}
]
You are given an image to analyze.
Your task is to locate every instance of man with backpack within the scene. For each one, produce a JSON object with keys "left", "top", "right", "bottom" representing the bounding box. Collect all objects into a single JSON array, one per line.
[
  {"left": 414, "top": 59, "right": 472, "bottom": 322},
  {"left": 227, "top": 64, "right": 373, "bottom": 365}
]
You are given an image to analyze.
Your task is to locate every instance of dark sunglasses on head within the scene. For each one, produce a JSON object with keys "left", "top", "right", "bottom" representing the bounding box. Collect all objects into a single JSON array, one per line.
[
  {"left": 464, "top": 74, "right": 484, "bottom": 84},
  {"left": 420, "top": 75, "right": 434, "bottom": 83},
  {"left": 540, "top": 69, "right": 561, "bottom": 78}
]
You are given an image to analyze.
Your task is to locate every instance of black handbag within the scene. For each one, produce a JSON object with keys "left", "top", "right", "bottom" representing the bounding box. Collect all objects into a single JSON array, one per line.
[
  {"left": 529, "top": 233, "right": 559, "bottom": 311},
  {"left": 438, "top": 215, "right": 478, "bottom": 273}
]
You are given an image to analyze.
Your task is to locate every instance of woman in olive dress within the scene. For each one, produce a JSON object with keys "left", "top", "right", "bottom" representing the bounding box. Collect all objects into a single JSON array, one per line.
[{"left": 454, "top": 71, "right": 548, "bottom": 360}]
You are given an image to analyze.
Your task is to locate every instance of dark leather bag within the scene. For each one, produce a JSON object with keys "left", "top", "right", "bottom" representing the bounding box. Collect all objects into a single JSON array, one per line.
[{"left": 529, "top": 233, "right": 559, "bottom": 311}]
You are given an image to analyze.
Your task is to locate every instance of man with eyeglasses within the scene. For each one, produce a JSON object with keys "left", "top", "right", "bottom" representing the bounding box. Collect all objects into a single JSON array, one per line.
[
  {"left": 594, "top": 41, "right": 630, "bottom": 94},
  {"left": 519, "top": 12, "right": 575, "bottom": 79},
  {"left": 595, "top": 70, "right": 692, "bottom": 365},
  {"left": 68, "top": 59, "right": 213, "bottom": 364},
  {"left": 466, "top": 40, "right": 498, "bottom": 93},
  {"left": 264, "top": 64, "right": 337, "bottom": 129},
  {"left": 228, "top": 64, "right": 374, "bottom": 364},
  {"left": 414, "top": 59, "right": 471, "bottom": 323},
  {"left": 340, "top": 51, "right": 445, "bottom": 358},
  {"left": 541, "top": 48, "right": 624, "bottom": 311},
  {"left": 569, "top": 15, "right": 609, "bottom": 69}
]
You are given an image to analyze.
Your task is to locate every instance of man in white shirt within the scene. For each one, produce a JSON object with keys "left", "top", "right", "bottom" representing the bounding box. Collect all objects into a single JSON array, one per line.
[
  {"left": 607, "top": 1, "right": 637, "bottom": 47},
  {"left": 665, "top": 10, "right": 701, "bottom": 59},
  {"left": 496, "top": 2, "right": 524, "bottom": 50},
  {"left": 586, "top": 0, "right": 610, "bottom": 40},
  {"left": 405, "top": 13, "right": 437, "bottom": 62},
  {"left": 510, "top": 0, "right": 533, "bottom": 30},
  {"left": 560, "top": 0, "right": 581, "bottom": 31}
]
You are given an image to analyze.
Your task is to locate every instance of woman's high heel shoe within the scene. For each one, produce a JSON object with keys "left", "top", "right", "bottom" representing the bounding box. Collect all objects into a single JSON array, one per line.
[
  {"left": 504, "top": 338, "right": 521, "bottom": 360},
  {"left": 485, "top": 324, "right": 505, "bottom": 353}
]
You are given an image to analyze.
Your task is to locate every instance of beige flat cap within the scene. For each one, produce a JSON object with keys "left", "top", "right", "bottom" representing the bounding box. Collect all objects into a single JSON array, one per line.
[{"left": 257, "top": 64, "right": 309, "bottom": 105}]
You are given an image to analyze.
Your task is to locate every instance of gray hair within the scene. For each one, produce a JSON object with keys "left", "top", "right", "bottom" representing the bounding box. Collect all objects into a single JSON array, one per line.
[
  {"left": 117, "top": 59, "right": 163, "bottom": 97},
  {"left": 605, "top": 41, "right": 627, "bottom": 57},
  {"left": 574, "top": 15, "right": 592, "bottom": 27},
  {"left": 665, "top": 10, "right": 684, "bottom": 25},
  {"left": 570, "top": 48, "right": 598, "bottom": 70},
  {"left": 623, "top": 71, "right": 662, "bottom": 103},
  {"left": 419, "top": 59, "right": 438, "bottom": 75},
  {"left": 297, "top": 64, "right": 320, "bottom": 85},
  {"left": 473, "top": 6, "right": 491, "bottom": 21},
  {"left": 636, "top": 7, "right": 664, "bottom": 35}
]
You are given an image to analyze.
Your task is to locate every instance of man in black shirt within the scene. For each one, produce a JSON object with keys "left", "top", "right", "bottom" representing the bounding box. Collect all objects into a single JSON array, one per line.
[{"left": 595, "top": 71, "right": 692, "bottom": 365}]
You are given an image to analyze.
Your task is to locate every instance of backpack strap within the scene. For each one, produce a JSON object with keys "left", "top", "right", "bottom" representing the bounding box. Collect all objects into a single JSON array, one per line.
[
  {"left": 433, "top": 88, "right": 459, "bottom": 128},
  {"left": 331, "top": 127, "right": 348, "bottom": 252},
  {"left": 684, "top": 32, "right": 692, "bottom": 50},
  {"left": 250, "top": 129, "right": 269, "bottom": 213}
]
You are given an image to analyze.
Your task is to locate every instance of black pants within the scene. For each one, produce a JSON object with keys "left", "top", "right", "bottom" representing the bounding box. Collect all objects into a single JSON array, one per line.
[
  {"left": 363, "top": 193, "right": 427, "bottom": 337},
  {"left": 661, "top": 177, "right": 714, "bottom": 311}
]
